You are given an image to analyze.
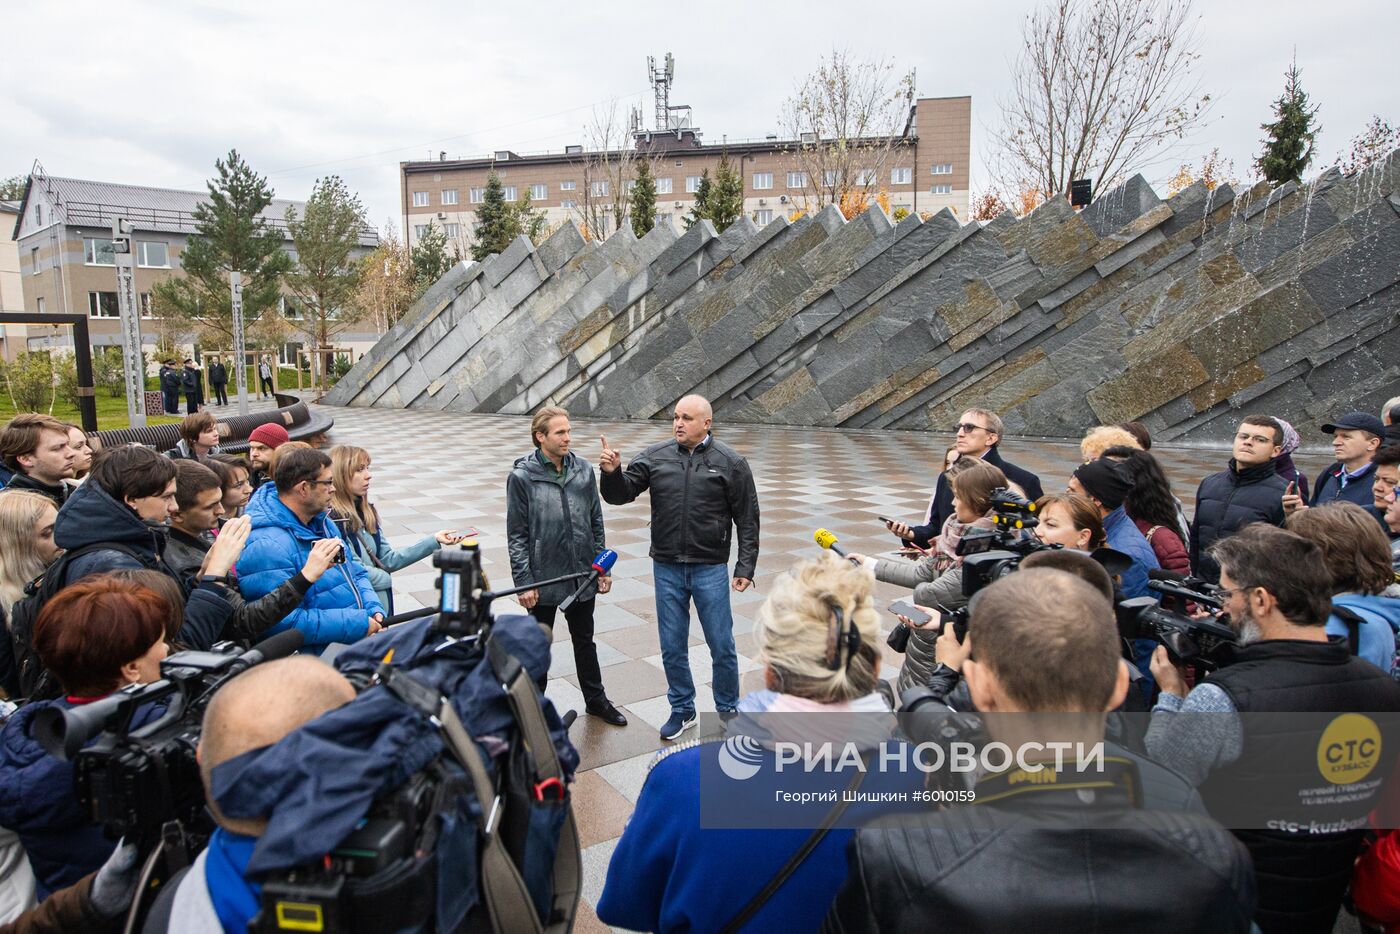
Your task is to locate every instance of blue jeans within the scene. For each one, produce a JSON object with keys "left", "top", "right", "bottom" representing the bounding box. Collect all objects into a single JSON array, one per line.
[{"left": 653, "top": 561, "right": 739, "bottom": 716}]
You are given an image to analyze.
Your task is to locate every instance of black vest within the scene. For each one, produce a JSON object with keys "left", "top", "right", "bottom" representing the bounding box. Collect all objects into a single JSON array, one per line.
[{"left": 1200, "top": 638, "right": 1400, "bottom": 934}]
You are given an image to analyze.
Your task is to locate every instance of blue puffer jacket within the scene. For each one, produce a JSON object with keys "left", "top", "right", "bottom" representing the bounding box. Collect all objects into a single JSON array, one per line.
[
  {"left": 236, "top": 483, "right": 384, "bottom": 651},
  {"left": 0, "top": 697, "right": 162, "bottom": 898},
  {"left": 1328, "top": 592, "right": 1400, "bottom": 675}
]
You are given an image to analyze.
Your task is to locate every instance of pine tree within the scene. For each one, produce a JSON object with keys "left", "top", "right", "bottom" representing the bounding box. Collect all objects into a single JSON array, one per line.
[
  {"left": 284, "top": 175, "right": 367, "bottom": 389},
  {"left": 630, "top": 158, "right": 657, "bottom": 237},
  {"left": 683, "top": 170, "right": 712, "bottom": 230},
  {"left": 1255, "top": 58, "right": 1320, "bottom": 187},
  {"left": 411, "top": 221, "right": 454, "bottom": 288},
  {"left": 149, "top": 150, "right": 293, "bottom": 344},
  {"left": 471, "top": 172, "right": 513, "bottom": 261},
  {"left": 708, "top": 154, "right": 745, "bottom": 232}
]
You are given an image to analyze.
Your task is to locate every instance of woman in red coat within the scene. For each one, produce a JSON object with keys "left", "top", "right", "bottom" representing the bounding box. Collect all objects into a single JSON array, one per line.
[{"left": 1105, "top": 447, "right": 1191, "bottom": 577}]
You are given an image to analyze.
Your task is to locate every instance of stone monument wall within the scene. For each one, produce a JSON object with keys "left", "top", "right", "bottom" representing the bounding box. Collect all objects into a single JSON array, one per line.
[{"left": 326, "top": 152, "right": 1400, "bottom": 443}]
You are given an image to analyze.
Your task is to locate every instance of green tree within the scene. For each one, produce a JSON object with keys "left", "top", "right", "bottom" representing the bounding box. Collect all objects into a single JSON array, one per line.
[
  {"left": 630, "top": 158, "right": 657, "bottom": 237},
  {"left": 683, "top": 170, "right": 712, "bottom": 230},
  {"left": 0, "top": 175, "right": 28, "bottom": 201},
  {"left": 285, "top": 175, "right": 368, "bottom": 390},
  {"left": 150, "top": 150, "right": 293, "bottom": 345},
  {"left": 1, "top": 352, "right": 56, "bottom": 413},
  {"left": 1255, "top": 58, "right": 1320, "bottom": 187},
  {"left": 708, "top": 154, "right": 745, "bottom": 232},
  {"left": 471, "top": 173, "right": 513, "bottom": 261},
  {"left": 509, "top": 189, "right": 548, "bottom": 245},
  {"left": 410, "top": 221, "right": 454, "bottom": 291}
]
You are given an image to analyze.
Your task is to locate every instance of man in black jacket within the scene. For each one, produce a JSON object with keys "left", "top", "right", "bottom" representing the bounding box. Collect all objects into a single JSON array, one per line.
[
  {"left": 208, "top": 356, "right": 229, "bottom": 406},
  {"left": 825, "top": 569, "right": 1256, "bottom": 934},
  {"left": 0, "top": 413, "right": 76, "bottom": 506},
  {"left": 158, "top": 359, "right": 181, "bottom": 414},
  {"left": 508, "top": 407, "right": 626, "bottom": 726},
  {"left": 1146, "top": 525, "right": 1400, "bottom": 934},
  {"left": 1189, "top": 414, "right": 1288, "bottom": 583},
  {"left": 180, "top": 359, "right": 200, "bottom": 414},
  {"left": 600, "top": 395, "right": 759, "bottom": 741},
  {"left": 889, "top": 408, "right": 1043, "bottom": 547}
]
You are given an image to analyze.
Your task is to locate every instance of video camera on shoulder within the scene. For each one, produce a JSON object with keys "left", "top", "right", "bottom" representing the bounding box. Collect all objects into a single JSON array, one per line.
[
  {"left": 33, "top": 631, "right": 304, "bottom": 848},
  {"left": 1115, "top": 573, "right": 1236, "bottom": 670},
  {"left": 955, "top": 487, "right": 1059, "bottom": 599}
]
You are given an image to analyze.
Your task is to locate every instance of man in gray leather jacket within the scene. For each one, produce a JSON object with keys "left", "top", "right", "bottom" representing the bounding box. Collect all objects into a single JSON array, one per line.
[{"left": 508, "top": 407, "right": 625, "bottom": 726}]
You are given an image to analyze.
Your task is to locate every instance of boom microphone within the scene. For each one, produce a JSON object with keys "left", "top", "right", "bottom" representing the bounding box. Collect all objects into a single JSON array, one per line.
[
  {"left": 814, "top": 528, "right": 850, "bottom": 559},
  {"left": 559, "top": 549, "right": 619, "bottom": 611},
  {"left": 230, "top": 629, "right": 306, "bottom": 674}
]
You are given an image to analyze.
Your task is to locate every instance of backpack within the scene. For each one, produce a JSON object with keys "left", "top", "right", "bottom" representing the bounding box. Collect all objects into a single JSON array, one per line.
[
  {"left": 10, "top": 542, "right": 146, "bottom": 700},
  {"left": 1332, "top": 599, "right": 1400, "bottom": 682}
]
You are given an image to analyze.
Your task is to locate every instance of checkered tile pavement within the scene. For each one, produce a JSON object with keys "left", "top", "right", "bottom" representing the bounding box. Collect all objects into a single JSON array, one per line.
[{"left": 315, "top": 403, "right": 1335, "bottom": 932}]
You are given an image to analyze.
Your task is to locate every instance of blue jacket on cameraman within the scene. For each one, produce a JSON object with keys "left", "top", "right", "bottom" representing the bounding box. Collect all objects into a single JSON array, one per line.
[
  {"left": 0, "top": 697, "right": 162, "bottom": 899},
  {"left": 236, "top": 482, "right": 384, "bottom": 652}
]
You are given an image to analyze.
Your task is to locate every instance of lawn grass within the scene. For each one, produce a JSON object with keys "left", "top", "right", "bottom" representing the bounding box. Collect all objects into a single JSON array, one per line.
[{"left": 0, "top": 393, "right": 183, "bottom": 431}]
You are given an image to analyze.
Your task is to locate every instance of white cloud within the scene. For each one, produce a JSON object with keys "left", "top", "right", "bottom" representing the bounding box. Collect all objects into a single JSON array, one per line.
[{"left": 2, "top": 0, "right": 1396, "bottom": 227}]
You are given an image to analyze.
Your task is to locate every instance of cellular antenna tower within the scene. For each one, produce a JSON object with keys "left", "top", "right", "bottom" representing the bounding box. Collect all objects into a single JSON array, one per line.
[{"left": 646, "top": 53, "right": 693, "bottom": 133}]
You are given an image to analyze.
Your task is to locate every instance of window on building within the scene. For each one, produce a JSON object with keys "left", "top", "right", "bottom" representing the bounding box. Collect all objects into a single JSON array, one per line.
[
  {"left": 414, "top": 224, "right": 429, "bottom": 239},
  {"left": 685, "top": 175, "right": 703, "bottom": 193},
  {"left": 856, "top": 169, "right": 875, "bottom": 186},
  {"left": 34, "top": 205, "right": 42, "bottom": 225},
  {"left": 786, "top": 171, "right": 808, "bottom": 188},
  {"left": 503, "top": 186, "right": 518, "bottom": 201},
  {"left": 530, "top": 184, "right": 547, "bottom": 200},
  {"left": 655, "top": 212, "right": 672, "bottom": 226},
  {"left": 35, "top": 297, "right": 45, "bottom": 314},
  {"left": 30, "top": 247, "right": 40, "bottom": 275},
  {"left": 560, "top": 199, "right": 577, "bottom": 209},
  {"left": 84, "top": 238, "right": 116, "bottom": 266},
  {"left": 656, "top": 177, "right": 672, "bottom": 194},
  {"left": 88, "top": 291, "right": 119, "bottom": 317},
  {"left": 754, "top": 209, "right": 774, "bottom": 225},
  {"left": 139, "top": 293, "right": 156, "bottom": 317},
  {"left": 281, "top": 296, "right": 303, "bottom": 319},
  {"left": 137, "top": 241, "right": 169, "bottom": 268},
  {"left": 445, "top": 223, "right": 461, "bottom": 238},
  {"left": 441, "top": 189, "right": 459, "bottom": 205},
  {"left": 279, "top": 342, "right": 302, "bottom": 366},
  {"left": 412, "top": 191, "right": 430, "bottom": 207},
  {"left": 591, "top": 180, "right": 608, "bottom": 197},
  {"left": 891, "top": 167, "right": 912, "bottom": 184},
  {"left": 931, "top": 183, "right": 953, "bottom": 195},
  {"left": 469, "top": 188, "right": 485, "bottom": 203},
  {"left": 823, "top": 170, "right": 838, "bottom": 187},
  {"left": 753, "top": 172, "right": 773, "bottom": 190},
  {"left": 560, "top": 180, "right": 577, "bottom": 191},
  {"left": 930, "top": 164, "right": 953, "bottom": 175}
]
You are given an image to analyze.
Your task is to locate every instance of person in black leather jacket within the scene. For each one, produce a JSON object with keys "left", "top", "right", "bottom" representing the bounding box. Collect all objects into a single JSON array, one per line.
[
  {"left": 600, "top": 395, "right": 759, "bottom": 741},
  {"left": 1189, "top": 415, "right": 1288, "bottom": 583},
  {"left": 825, "top": 568, "right": 1256, "bottom": 934}
]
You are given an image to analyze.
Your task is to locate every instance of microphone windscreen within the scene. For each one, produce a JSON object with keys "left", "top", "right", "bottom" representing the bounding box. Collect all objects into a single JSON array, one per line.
[
  {"left": 244, "top": 629, "right": 306, "bottom": 665},
  {"left": 591, "top": 549, "right": 618, "bottom": 574},
  {"left": 814, "top": 529, "right": 839, "bottom": 550}
]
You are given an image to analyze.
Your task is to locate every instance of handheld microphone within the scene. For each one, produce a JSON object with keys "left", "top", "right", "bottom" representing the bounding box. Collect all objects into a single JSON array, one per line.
[
  {"left": 814, "top": 528, "right": 850, "bottom": 558},
  {"left": 559, "top": 549, "right": 619, "bottom": 611}
]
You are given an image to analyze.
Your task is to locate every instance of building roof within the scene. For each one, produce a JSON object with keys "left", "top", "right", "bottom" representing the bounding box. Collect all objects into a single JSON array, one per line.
[
  {"left": 15, "top": 174, "right": 377, "bottom": 246},
  {"left": 0, "top": 200, "right": 19, "bottom": 215}
]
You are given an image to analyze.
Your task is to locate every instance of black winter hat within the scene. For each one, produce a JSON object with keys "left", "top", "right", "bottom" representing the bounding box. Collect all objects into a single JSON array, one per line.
[{"left": 1073, "top": 457, "right": 1133, "bottom": 511}]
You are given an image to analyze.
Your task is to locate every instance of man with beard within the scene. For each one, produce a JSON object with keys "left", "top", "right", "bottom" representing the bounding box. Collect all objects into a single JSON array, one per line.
[{"left": 1145, "top": 523, "right": 1400, "bottom": 934}]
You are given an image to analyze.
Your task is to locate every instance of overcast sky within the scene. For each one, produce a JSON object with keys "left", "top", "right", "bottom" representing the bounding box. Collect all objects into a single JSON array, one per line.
[{"left": 4, "top": 0, "right": 1396, "bottom": 232}]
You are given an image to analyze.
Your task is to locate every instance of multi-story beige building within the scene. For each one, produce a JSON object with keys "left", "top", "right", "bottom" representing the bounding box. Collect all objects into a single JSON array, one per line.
[
  {"left": 0, "top": 200, "right": 30, "bottom": 361},
  {"left": 401, "top": 95, "right": 971, "bottom": 254},
  {"left": 10, "top": 167, "right": 380, "bottom": 364}
]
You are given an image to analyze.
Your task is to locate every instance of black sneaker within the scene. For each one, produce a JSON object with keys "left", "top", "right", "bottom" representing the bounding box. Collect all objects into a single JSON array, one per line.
[
  {"left": 586, "top": 701, "right": 628, "bottom": 727},
  {"left": 659, "top": 712, "right": 697, "bottom": 741}
]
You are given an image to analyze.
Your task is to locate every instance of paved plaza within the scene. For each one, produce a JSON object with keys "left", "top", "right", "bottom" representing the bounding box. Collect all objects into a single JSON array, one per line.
[{"left": 313, "top": 402, "right": 1336, "bottom": 932}]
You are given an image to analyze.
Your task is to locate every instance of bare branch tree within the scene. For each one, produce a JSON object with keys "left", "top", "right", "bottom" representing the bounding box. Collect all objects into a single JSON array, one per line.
[
  {"left": 778, "top": 50, "right": 915, "bottom": 215},
  {"left": 571, "top": 103, "right": 639, "bottom": 240},
  {"left": 991, "top": 0, "right": 1211, "bottom": 200}
]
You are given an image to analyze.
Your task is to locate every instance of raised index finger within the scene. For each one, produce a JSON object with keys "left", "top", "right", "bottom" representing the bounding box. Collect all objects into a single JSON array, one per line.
[{"left": 601, "top": 436, "right": 609, "bottom": 451}]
